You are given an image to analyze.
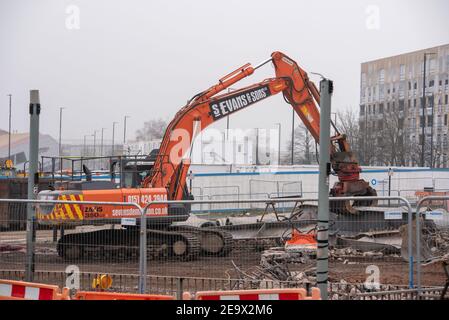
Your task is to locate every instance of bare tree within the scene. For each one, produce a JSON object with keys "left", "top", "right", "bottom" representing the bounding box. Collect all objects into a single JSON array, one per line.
[
  {"left": 335, "top": 108, "right": 374, "bottom": 165},
  {"left": 283, "top": 123, "right": 316, "bottom": 165},
  {"left": 135, "top": 118, "right": 167, "bottom": 141}
]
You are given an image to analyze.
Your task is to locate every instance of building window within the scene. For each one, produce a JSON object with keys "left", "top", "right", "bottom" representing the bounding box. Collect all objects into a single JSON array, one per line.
[
  {"left": 445, "top": 95, "right": 448, "bottom": 105},
  {"left": 430, "top": 59, "right": 437, "bottom": 73},
  {"left": 379, "top": 103, "right": 384, "bottom": 114},
  {"left": 373, "top": 104, "right": 376, "bottom": 114},
  {"left": 400, "top": 64, "right": 405, "bottom": 80},
  {"left": 429, "top": 80, "right": 434, "bottom": 87},
  {"left": 360, "top": 105, "right": 365, "bottom": 115},
  {"left": 427, "top": 115, "right": 433, "bottom": 126},
  {"left": 444, "top": 114, "right": 448, "bottom": 126},
  {"left": 378, "top": 120, "right": 383, "bottom": 130},
  {"left": 420, "top": 116, "right": 425, "bottom": 127},
  {"left": 408, "top": 81, "right": 412, "bottom": 90},
  {"left": 414, "top": 82, "right": 417, "bottom": 90},
  {"left": 414, "top": 98, "right": 417, "bottom": 107},
  {"left": 379, "top": 69, "right": 385, "bottom": 84},
  {"left": 399, "top": 100, "right": 405, "bottom": 111}
]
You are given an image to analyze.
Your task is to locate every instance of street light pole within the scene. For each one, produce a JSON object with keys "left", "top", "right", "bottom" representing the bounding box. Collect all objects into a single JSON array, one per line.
[
  {"left": 100, "top": 128, "right": 106, "bottom": 156},
  {"left": 123, "top": 116, "right": 130, "bottom": 144},
  {"left": 430, "top": 94, "right": 435, "bottom": 168},
  {"left": 93, "top": 131, "right": 97, "bottom": 157},
  {"left": 112, "top": 121, "right": 118, "bottom": 155},
  {"left": 255, "top": 128, "right": 259, "bottom": 165},
  {"left": 83, "top": 135, "right": 89, "bottom": 156},
  {"left": 421, "top": 52, "right": 436, "bottom": 167},
  {"left": 58, "top": 107, "right": 65, "bottom": 176},
  {"left": 7, "top": 94, "right": 12, "bottom": 161}
]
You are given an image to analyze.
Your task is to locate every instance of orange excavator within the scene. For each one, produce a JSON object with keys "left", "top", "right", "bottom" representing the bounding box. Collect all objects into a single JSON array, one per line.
[{"left": 37, "top": 51, "right": 376, "bottom": 261}]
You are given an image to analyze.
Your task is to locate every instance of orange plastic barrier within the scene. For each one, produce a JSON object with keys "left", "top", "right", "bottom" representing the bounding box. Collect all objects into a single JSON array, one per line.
[
  {"left": 0, "top": 279, "right": 70, "bottom": 300},
  {"left": 74, "top": 291, "right": 175, "bottom": 300},
  {"left": 183, "top": 287, "right": 321, "bottom": 300}
]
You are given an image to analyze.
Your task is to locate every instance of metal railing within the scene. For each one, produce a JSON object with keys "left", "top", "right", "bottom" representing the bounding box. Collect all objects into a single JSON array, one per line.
[
  {"left": 0, "top": 195, "right": 421, "bottom": 299},
  {"left": 415, "top": 195, "right": 449, "bottom": 297},
  {"left": 140, "top": 196, "right": 415, "bottom": 294}
]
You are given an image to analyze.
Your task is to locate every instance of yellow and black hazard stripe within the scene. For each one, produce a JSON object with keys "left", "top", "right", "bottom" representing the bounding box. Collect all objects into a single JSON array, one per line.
[{"left": 37, "top": 194, "right": 84, "bottom": 221}]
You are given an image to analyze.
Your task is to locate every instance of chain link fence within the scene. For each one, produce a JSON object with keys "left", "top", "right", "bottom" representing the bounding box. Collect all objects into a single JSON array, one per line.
[
  {"left": 0, "top": 196, "right": 447, "bottom": 299},
  {"left": 415, "top": 195, "right": 449, "bottom": 298}
]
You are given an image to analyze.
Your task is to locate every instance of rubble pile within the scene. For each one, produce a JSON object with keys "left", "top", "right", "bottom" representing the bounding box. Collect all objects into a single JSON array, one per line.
[
  {"left": 330, "top": 247, "right": 399, "bottom": 262},
  {"left": 428, "top": 230, "right": 449, "bottom": 255}
]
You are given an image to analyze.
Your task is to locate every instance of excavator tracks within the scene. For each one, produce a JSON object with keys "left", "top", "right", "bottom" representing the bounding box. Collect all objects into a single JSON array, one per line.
[
  {"left": 147, "top": 229, "right": 201, "bottom": 261},
  {"left": 57, "top": 227, "right": 202, "bottom": 262},
  {"left": 169, "top": 225, "right": 234, "bottom": 257}
]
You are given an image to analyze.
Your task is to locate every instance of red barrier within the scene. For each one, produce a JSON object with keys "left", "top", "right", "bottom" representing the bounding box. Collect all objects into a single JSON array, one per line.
[
  {"left": 0, "top": 279, "right": 70, "bottom": 300},
  {"left": 183, "top": 287, "right": 321, "bottom": 300},
  {"left": 74, "top": 291, "right": 175, "bottom": 300}
]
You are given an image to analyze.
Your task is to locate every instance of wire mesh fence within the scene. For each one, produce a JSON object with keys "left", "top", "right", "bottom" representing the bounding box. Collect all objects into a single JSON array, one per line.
[
  {"left": 415, "top": 195, "right": 449, "bottom": 297},
  {"left": 0, "top": 196, "right": 447, "bottom": 299}
]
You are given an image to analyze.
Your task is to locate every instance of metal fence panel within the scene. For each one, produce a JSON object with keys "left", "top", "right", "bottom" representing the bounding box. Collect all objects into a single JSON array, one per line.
[{"left": 1, "top": 196, "right": 447, "bottom": 299}]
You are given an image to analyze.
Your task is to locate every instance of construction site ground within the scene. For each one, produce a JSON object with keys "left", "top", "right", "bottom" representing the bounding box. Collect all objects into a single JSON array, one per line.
[{"left": 0, "top": 227, "right": 446, "bottom": 288}]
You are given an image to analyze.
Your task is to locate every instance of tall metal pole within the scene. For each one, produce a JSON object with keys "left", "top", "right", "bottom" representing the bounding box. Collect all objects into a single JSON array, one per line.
[
  {"left": 123, "top": 116, "right": 129, "bottom": 144},
  {"left": 26, "top": 90, "right": 41, "bottom": 282},
  {"left": 93, "top": 131, "right": 97, "bottom": 156},
  {"left": 317, "top": 79, "right": 333, "bottom": 300},
  {"left": 421, "top": 54, "right": 427, "bottom": 167},
  {"left": 7, "top": 94, "right": 12, "bottom": 161},
  {"left": 83, "top": 135, "right": 87, "bottom": 156},
  {"left": 430, "top": 94, "right": 434, "bottom": 168},
  {"left": 58, "top": 107, "right": 64, "bottom": 174},
  {"left": 255, "top": 128, "right": 259, "bottom": 165},
  {"left": 291, "top": 108, "right": 295, "bottom": 165},
  {"left": 100, "top": 128, "right": 106, "bottom": 156},
  {"left": 58, "top": 107, "right": 64, "bottom": 157},
  {"left": 123, "top": 116, "right": 130, "bottom": 154},
  {"left": 112, "top": 121, "right": 118, "bottom": 155}
]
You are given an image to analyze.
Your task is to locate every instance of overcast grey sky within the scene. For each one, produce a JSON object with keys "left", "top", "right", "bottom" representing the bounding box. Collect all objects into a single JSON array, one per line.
[{"left": 1, "top": 0, "right": 448, "bottom": 145}]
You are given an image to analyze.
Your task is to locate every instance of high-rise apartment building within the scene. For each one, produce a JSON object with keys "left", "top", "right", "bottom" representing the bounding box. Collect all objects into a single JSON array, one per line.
[{"left": 359, "top": 44, "right": 449, "bottom": 167}]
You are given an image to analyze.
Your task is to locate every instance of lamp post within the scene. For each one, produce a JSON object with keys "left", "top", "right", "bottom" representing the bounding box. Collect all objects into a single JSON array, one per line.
[
  {"left": 112, "top": 121, "right": 118, "bottom": 155},
  {"left": 123, "top": 116, "right": 130, "bottom": 144},
  {"left": 58, "top": 107, "right": 65, "bottom": 172},
  {"left": 93, "top": 130, "right": 98, "bottom": 157},
  {"left": 255, "top": 128, "right": 259, "bottom": 165},
  {"left": 430, "top": 93, "right": 435, "bottom": 168},
  {"left": 7, "top": 94, "right": 12, "bottom": 161},
  {"left": 83, "top": 134, "right": 89, "bottom": 156},
  {"left": 100, "top": 128, "right": 106, "bottom": 156},
  {"left": 331, "top": 112, "right": 337, "bottom": 135},
  {"left": 421, "top": 52, "right": 436, "bottom": 167},
  {"left": 58, "top": 107, "right": 65, "bottom": 157}
]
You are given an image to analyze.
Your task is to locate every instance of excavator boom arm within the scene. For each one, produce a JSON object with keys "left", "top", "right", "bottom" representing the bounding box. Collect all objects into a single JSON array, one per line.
[{"left": 145, "top": 52, "right": 372, "bottom": 205}]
